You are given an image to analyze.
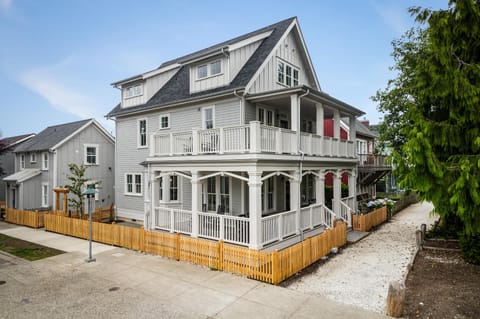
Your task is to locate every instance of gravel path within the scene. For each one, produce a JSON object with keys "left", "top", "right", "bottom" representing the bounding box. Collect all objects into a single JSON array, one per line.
[{"left": 286, "top": 201, "right": 437, "bottom": 314}]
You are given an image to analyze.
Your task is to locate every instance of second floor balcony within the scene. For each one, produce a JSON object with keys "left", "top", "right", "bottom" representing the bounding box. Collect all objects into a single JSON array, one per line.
[{"left": 149, "top": 121, "right": 356, "bottom": 159}]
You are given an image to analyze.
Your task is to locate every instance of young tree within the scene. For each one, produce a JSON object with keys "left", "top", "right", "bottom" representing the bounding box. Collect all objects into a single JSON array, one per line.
[
  {"left": 374, "top": 1, "right": 480, "bottom": 236},
  {"left": 65, "top": 163, "right": 99, "bottom": 218}
]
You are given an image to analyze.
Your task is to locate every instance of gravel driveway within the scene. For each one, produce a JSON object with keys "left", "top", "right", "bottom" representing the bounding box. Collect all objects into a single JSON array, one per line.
[{"left": 286, "top": 201, "right": 437, "bottom": 314}]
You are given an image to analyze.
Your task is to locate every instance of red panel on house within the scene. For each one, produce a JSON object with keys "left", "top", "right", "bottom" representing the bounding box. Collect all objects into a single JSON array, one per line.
[
  {"left": 323, "top": 119, "right": 348, "bottom": 139},
  {"left": 324, "top": 172, "right": 349, "bottom": 186}
]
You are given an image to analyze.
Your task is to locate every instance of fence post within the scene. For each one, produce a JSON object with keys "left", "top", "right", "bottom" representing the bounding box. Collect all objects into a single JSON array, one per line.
[
  {"left": 140, "top": 227, "right": 146, "bottom": 252},
  {"left": 175, "top": 233, "right": 181, "bottom": 261},
  {"left": 218, "top": 240, "right": 224, "bottom": 271},
  {"left": 272, "top": 250, "right": 279, "bottom": 285}
]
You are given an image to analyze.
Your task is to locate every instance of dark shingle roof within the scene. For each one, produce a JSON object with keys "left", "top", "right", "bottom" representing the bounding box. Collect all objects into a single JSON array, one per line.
[
  {"left": 107, "top": 17, "right": 295, "bottom": 118},
  {"left": 0, "top": 134, "right": 35, "bottom": 151},
  {"left": 14, "top": 119, "right": 91, "bottom": 152}
]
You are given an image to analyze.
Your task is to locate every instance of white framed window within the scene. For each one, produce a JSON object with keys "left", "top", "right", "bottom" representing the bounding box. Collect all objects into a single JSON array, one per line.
[
  {"left": 206, "top": 177, "right": 216, "bottom": 211},
  {"left": 137, "top": 118, "right": 147, "bottom": 148},
  {"left": 210, "top": 60, "right": 221, "bottom": 75},
  {"left": 84, "top": 144, "right": 99, "bottom": 165},
  {"left": 301, "top": 174, "right": 315, "bottom": 205},
  {"left": 202, "top": 106, "right": 215, "bottom": 129},
  {"left": 277, "top": 58, "right": 299, "bottom": 87},
  {"left": 158, "top": 177, "right": 163, "bottom": 201},
  {"left": 124, "top": 83, "right": 143, "bottom": 99},
  {"left": 197, "top": 60, "right": 222, "bottom": 80},
  {"left": 159, "top": 113, "right": 170, "bottom": 129},
  {"left": 170, "top": 175, "right": 179, "bottom": 202},
  {"left": 42, "top": 152, "right": 49, "bottom": 170},
  {"left": 302, "top": 120, "right": 314, "bottom": 133},
  {"left": 86, "top": 181, "right": 99, "bottom": 201},
  {"left": 202, "top": 176, "right": 231, "bottom": 213},
  {"left": 262, "top": 176, "right": 276, "bottom": 212},
  {"left": 20, "top": 154, "right": 25, "bottom": 170},
  {"left": 197, "top": 64, "right": 208, "bottom": 79},
  {"left": 257, "top": 107, "right": 275, "bottom": 126},
  {"left": 219, "top": 176, "right": 229, "bottom": 213},
  {"left": 125, "top": 173, "right": 142, "bottom": 196},
  {"left": 30, "top": 153, "right": 37, "bottom": 163},
  {"left": 41, "top": 182, "right": 49, "bottom": 207}
]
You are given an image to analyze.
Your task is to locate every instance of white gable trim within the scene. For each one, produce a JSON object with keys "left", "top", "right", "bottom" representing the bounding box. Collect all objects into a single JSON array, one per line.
[
  {"left": 50, "top": 119, "right": 115, "bottom": 151},
  {"left": 292, "top": 21, "right": 321, "bottom": 90},
  {"left": 228, "top": 30, "right": 273, "bottom": 51}
]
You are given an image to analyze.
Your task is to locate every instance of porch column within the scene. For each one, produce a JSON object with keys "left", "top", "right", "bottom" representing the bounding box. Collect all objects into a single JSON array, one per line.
[
  {"left": 333, "top": 170, "right": 342, "bottom": 219},
  {"left": 144, "top": 168, "right": 153, "bottom": 230},
  {"left": 289, "top": 170, "right": 300, "bottom": 234},
  {"left": 316, "top": 103, "right": 324, "bottom": 136},
  {"left": 248, "top": 170, "right": 263, "bottom": 249},
  {"left": 315, "top": 170, "right": 325, "bottom": 205},
  {"left": 348, "top": 169, "right": 357, "bottom": 222},
  {"left": 333, "top": 109, "right": 340, "bottom": 139},
  {"left": 349, "top": 115, "right": 356, "bottom": 155},
  {"left": 191, "top": 172, "right": 200, "bottom": 237},
  {"left": 291, "top": 94, "right": 300, "bottom": 153}
]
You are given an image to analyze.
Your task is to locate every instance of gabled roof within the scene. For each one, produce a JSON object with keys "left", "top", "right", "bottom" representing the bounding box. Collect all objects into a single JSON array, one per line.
[
  {"left": 13, "top": 119, "right": 114, "bottom": 153},
  {"left": 3, "top": 168, "right": 41, "bottom": 183},
  {"left": 0, "top": 133, "right": 35, "bottom": 151},
  {"left": 107, "top": 17, "right": 296, "bottom": 118}
]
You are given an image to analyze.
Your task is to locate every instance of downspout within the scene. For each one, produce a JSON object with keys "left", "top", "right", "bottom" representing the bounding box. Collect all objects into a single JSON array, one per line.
[
  {"left": 233, "top": 89, "right": 245, "bottom": 125},
  {"left": 297, "top": 88, "right": 309, "bottom": 241}
]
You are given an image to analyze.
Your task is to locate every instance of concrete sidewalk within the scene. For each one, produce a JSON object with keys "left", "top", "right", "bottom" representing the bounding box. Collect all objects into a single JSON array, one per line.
[{"left": 0, "top": 221, "right": 387, "bottom": 319}]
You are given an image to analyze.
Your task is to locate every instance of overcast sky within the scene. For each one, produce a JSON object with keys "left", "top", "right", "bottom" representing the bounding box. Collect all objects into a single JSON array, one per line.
[{"left": 0, "top": 0, "right": 446, "bottom": 137}]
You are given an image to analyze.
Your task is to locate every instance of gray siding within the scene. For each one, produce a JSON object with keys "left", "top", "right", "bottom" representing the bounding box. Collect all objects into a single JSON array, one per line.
[
  {"left": 244, "top": 100, "right": 257, "bottom": 124},
  {"left": 231, "top": 178, "right": 242, "bottom": 215},
  {"left": 229, "top": 40, "right": 262, "bottom": 82},
  {"left": 21, "top": 176, "right": 42, "bottom": 210},
  {"left": 56, "top": 124, "right": 115, "bottom": 209},
  {"left": 249, "top": 30, "right": 314, "bottom": 94},
  {"left": 0, "top": 152, "right": 15, "bottom": 201}
]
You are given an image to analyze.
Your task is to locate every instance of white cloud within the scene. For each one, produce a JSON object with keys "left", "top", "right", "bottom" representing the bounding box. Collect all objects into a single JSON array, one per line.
[
  {"left": 370, "top": 0, "right": 409, "bottom": 35},
  {"left": 0, "top": 0, "right": 12, "bottom": 11}
]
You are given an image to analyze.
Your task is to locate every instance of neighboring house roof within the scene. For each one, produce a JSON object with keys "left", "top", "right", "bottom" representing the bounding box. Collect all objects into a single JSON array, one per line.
[
  {"left": 13, "top": 119, "right": 114, "bottom": 153},
  {"left": 107, "top": 17, "right": 296, "bottom": 118},
  {"left": 0, "top": 133, "right": 35, "bottom": 151},
  {"left": 341, "top": 118, "right": 379, "bottom": 139},
  {"left": 2, "top": 168, "right": 41, "bottom": 183}
]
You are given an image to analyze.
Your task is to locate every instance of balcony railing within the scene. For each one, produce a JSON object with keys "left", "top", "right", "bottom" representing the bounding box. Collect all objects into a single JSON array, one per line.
[
  {"left": 358, "top": 154, "right": 391, "bottom": 167},
  {"left": 150, "top": 122, "right": 356, "bottom": 158}
]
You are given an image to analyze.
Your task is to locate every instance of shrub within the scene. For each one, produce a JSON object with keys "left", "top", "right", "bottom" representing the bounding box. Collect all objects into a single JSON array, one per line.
[{"left": 460, "top": 233, "right": 480, "bottom": 265}]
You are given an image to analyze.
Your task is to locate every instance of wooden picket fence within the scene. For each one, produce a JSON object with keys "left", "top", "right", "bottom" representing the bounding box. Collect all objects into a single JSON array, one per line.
[
  {"left": 43, "top": 213, "right": 347, "bottom": 285},
  {"left": 5, "top": 208, "right": 48, "bottom": 228},
  {"left": 0, "top": 200, "right": 6, "bottom": 210},
  {"left": 57, "top": 205, "right": 114, "bottom": 223},
  {"left": 351, "top": 206, "right": 387, "bottom": 232}
]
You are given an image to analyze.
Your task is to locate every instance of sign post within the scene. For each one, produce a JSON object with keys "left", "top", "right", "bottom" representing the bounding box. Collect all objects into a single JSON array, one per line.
[{"left": 83, "top": 188, "right": 96, "bottom": 263}]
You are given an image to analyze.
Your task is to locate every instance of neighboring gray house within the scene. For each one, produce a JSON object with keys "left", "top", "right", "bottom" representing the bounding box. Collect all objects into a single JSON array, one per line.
[
  {"left": 0, "top": 134, "right": 36, "bottom": 202},
  {"left": 107, "top": 17, "right": 364, "bottom": 250},
  {"left": 3, "top": 119, "right": 115, "bottom": 211}
]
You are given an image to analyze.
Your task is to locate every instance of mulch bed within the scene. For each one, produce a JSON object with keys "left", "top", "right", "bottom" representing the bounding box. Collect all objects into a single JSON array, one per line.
[{"left": 403, "top": 248, "right": 480, "bottom": 319}]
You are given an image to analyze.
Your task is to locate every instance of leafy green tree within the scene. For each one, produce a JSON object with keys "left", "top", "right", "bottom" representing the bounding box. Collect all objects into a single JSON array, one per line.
[
  {"left": 65, "top": 163, "right": 99, "bottom": 218},
  {"left": 374, "top": 0, "right": 480, "bottom": 236}
]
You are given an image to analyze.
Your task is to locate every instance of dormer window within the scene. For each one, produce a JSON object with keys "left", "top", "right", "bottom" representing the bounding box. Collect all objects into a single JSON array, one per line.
[
  {"left": 277, "top": 59, "right": 299, "bottom": 87},
  {"left": 124, "top": 84, "right": 143, "bottom": 99},
  {"left": 197, "top": 60, "right": 222, "bottom": 80}
]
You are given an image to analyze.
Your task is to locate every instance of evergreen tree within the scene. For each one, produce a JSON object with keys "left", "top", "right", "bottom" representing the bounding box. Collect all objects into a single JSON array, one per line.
[
  {"left": 65, "top": 163, "right": 99, "bottom": 218},
  {"left": 374, "top": 0, "right": 480, "bottom": 235}
]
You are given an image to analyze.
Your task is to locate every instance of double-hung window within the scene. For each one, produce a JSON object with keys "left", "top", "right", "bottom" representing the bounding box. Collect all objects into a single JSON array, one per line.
[
  {"left": 277, "top": 59, "right": 299, "bottom": 87},
  {"left": 138, "top": 119, "right": 147, "bottom": 147},
  {"left": 124, "top": 84, "right": 143, "bottom": 98},
  {"left": 20, "top": 154, "right": 25, "bottom": 170},
  {"left": 84, "top": 144, "right": 98, "bottom": 165},
  {"left": 30, "top": 153, "right": 37, "bottom": 163},
  {"left": 202, "top": 106, "right": 215, "bottom": 129},
  {"left": 41, "top": 183, "right": 49, "bottom": 207},
  {"left": 125, "top": 173, "right": 142, "bottom": 195},
  {"left": 170, "top": 176, "right": 179, "bottom": 201},
  {"left": 258, "top": 107, "right": 274, "bottom": 126},
  {"left": 197, "top": 60, "right": 222, "bottom": 80},
  {"left": 159, "top": 113, "right": 170, "bottom": 129},
  {"left": 206, "top": 177, "right": 216, "bottom": 211},
  {"left": 42, "top": 152, "right": 49, "bottom": 170},
  {"left": 220, "top": 176, "right": 229, "bottom": 213}
]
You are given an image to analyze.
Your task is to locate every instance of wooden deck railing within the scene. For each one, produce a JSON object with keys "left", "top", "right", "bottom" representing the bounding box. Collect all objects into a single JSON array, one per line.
[
  {"left": 43, "top": 214, "right": 347, "bottom": 285},
  {"left": 351, "top": 206, "right": 387, "bottom": 232},
  {"left": 5, "top": 208, "right": 48, "bottom": 228}
]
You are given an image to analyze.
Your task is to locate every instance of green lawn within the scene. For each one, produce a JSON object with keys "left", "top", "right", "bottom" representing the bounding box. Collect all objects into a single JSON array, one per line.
[{"left": 0, "top": 233, "right": 64, "bottom": 261}]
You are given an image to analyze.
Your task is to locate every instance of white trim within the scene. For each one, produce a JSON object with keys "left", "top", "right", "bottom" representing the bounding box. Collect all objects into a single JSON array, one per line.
[
  {"left": 257, "top": 105, "right": 275, "bottom": 126},
  {"left": 124, "top": 173, "right": 143, "bottom": 196},
  {"left": 41, "top": 182, "right": 49, "bottom": 208},
  {"left": 276, "top": 57, "right": 300, "bottom": 88},
  {"left": 137, "top": 118, "right": 148, "bottom": 148},
  {"left": 30, "top": 153, "right": 37, "bottom": 163},
  {"left": 51, "top": 119, "right": 115, "bottom": 151},
  {"left": 228, "top": 30, "right": 273, "bottom": 51},
  {"left": 158, "top": 113, "right": 170, "bottom": 130},
  {"left": 84, "top": 143, "right": 99, "bottom": 165},
  {"left": 20, "top": 154, "right": 25, "bottom": 170},
  {"left": 41, "top": 152, "right": 49, "bottom": 170},
  {"left": 196, "top": 59, "right": 223, "bottom": 81},
  {"left": 52, "top": 150, "right": 57, "bottom": 209},
  {"left": 124, "top": 83, "right": 143, "bottom": 99},
  {"left": 201, "top": 105, "right": 215, "bottom": 129},
  {"left": 291, "top": 20, "right": 321, "bottom": 90}
]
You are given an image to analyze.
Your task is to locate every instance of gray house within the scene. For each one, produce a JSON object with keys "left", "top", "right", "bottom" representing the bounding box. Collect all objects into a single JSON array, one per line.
[
  {"left": 0, "top": 134, "right": 36, "bottom": 203},
  {"left": 107, "top": 17, "right": 364, "bottom": 249},
  {"left": 3, "top": 119, "right": 115, "bottom": 211}
]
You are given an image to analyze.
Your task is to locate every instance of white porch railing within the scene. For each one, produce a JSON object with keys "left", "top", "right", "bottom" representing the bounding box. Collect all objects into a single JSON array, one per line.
[
  {"left": 154, "top": 207, "right": 193, "bottom": 234},
  {"left": 300, "top": 203, "right": 323, "bottom": 231},
  {"left": 150, "top": 122, "right": 355, "bottom": 158},
  {"left": 340, "top": 196, "right": 355, "bottom": 226}
]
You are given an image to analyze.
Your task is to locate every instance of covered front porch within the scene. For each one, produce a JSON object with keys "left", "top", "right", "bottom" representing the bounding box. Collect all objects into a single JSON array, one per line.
[{"left": 144, "top": 163, "right": 356, "bottom": 249}]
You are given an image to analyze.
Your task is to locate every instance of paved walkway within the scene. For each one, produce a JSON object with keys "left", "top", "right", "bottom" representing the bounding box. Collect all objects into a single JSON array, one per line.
[
  {"left": 287, "top": 201, "right": 437, "bottom": 314},
  {"left": 0, "top": 222, "right": 387, "bottom": 319}
]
